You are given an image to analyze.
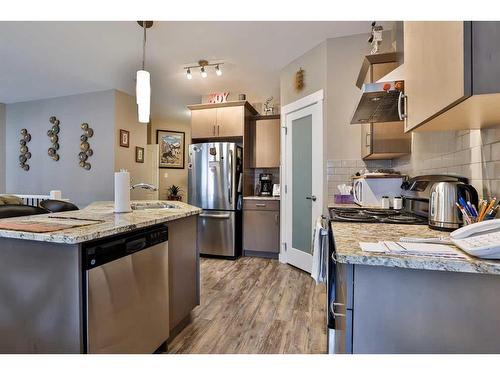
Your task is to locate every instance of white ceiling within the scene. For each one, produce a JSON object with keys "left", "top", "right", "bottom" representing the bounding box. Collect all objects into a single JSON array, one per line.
[{"left": 0, "top": 21, "right": 388, "bottom": 121}]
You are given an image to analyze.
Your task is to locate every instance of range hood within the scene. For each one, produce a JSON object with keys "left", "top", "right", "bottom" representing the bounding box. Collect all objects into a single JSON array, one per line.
[{"left": 350, "top": 80, "right": 405, "bottom": 124}]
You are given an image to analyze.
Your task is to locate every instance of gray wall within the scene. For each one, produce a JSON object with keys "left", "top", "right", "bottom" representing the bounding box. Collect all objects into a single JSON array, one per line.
[
  {"left": 0, "top": 103, "right": 5, "bottom": 193},
  {"left": 6, "top": 90, "right": 115, "bottom": 207},
  {"left": 280, "top": 41, "right": 327, "bottom": 107}
]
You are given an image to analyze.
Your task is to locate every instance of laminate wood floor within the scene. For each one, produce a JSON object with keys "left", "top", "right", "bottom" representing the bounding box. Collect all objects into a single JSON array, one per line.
[{"left": 167, "top": 256, "right": 327, "bottom": 354}]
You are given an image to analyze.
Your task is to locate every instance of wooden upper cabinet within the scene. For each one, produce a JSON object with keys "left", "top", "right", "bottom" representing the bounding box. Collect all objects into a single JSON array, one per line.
[
  {"left": 404, "top": 21, "right": 470, "bottom": 132},
  {"left": 188, "top": 101, "right": 255, "bottom": 139},
  {"left": 251, "top": 117, "right": 280, "bottom": 168},
  {"left": 191, "top": 108, "right": 217, "bottom": 138},
  {"left": 216, "top": 106, "right": 244, "bottom": 137},
  {"left": 360, "top": 61, "right": 410, "bottom": 159}
]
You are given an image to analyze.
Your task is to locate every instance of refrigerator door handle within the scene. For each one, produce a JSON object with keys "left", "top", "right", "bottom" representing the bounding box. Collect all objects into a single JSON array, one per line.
[
  {"left": 199, "top": 213, "right": 231, "bottom": 219},
  {"left": 228, "top": 149, "right": 233, "bottom": 205}
]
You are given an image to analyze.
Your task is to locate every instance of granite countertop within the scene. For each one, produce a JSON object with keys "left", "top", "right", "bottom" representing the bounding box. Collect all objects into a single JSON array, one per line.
[
  {"left": 332, "top": 221, "right": 500, "bottom": 275},
  {"left": 243, "top": 196, "right": 280, "bottom": 201},
  {"left": 0, "top": 201, "right": 201, "bottom": 244}
]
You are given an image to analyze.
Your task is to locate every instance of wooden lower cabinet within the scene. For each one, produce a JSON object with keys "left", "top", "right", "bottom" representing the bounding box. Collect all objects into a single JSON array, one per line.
[
  {"left": 167, "top": 215, "right": 200, "bottom": 336},
  {"left": 243, "top": 199, "right": 280, "bottom": 258},
  {"left": 334, "top": 263, "right": 500, "bottom": 353}
]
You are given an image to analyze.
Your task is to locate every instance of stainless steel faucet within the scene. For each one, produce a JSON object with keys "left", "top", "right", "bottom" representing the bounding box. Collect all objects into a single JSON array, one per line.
[{"left": 130, "top": 182, "right": 158, "bottom": 191}]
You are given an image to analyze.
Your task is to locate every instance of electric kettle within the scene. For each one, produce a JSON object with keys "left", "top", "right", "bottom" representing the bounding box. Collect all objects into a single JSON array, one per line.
[{"left": 429, "top": 181, "right": 479, "bottom": 231}]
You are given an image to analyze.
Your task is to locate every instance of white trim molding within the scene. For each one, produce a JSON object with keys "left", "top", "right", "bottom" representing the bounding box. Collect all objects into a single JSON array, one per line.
[{"left": 279, "top": 89, "right": 324, "bottom": 272}]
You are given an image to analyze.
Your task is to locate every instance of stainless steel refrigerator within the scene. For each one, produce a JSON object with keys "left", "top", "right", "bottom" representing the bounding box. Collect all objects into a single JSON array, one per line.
[{"left": 188, "top": 142, "right": 243, "bottom": 258}]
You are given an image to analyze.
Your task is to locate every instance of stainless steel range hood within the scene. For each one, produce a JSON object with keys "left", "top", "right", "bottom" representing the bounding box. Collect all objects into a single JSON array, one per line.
[{"left": 350, "top": 81, "right": 405, "bottom": 124}]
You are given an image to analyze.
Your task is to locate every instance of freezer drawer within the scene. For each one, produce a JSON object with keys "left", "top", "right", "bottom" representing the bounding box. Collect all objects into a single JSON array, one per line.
[{"left": 198, "top": 210, "right": 236, "bottom": 257}]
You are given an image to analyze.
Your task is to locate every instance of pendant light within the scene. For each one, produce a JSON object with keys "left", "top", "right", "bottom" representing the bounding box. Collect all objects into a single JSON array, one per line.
[{"left": 136, "top": 21, "right": 153, "bottom": 123}]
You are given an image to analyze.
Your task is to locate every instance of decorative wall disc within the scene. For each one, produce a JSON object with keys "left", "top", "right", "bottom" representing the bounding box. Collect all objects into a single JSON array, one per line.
[
  {"left": 19, "top": 129, "right": 31, "bottom": 171},
  {"left": 47, "top": 116, "right": 61, "bottom": 161},
  {"left": 79, "top": 122, "right": 94, "bottom": 170}
]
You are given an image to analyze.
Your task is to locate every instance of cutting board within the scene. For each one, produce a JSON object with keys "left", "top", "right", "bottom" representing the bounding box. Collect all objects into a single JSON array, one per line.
[{"left": 0, "top": 220, "right": 97, "bottom": 233}]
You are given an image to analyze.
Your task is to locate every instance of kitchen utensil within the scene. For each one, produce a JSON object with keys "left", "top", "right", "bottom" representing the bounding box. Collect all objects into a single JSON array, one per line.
[
  {"left": 393, "top": 197, "right": 403, "bottom": 210},
  {"left": 429, "top": 181, "right": 479, "bottom": 231}
]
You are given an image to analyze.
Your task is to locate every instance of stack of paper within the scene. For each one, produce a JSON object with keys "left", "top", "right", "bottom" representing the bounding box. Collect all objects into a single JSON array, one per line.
[{"left": 359, "top": 241, "right": 467, "bottom": 260}]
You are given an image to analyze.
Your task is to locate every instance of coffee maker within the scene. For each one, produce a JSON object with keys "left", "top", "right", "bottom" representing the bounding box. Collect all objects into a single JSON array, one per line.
[{"left": 259, "top": 173, "right": 273, "bottom": 196}]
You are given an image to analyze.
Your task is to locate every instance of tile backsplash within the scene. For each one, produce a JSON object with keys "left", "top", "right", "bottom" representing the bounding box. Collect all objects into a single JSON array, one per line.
[
  {"left": 326, "top": 126, "right": 500, "bottom": 204},
  {"left": 392, "top": 128, "right": 500, "bottom": 199}
]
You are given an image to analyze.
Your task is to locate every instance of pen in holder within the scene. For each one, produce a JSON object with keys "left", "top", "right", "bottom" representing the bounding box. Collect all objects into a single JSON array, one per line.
[{"left": 457, "top": 197, "right": 499, "bottom": 226}]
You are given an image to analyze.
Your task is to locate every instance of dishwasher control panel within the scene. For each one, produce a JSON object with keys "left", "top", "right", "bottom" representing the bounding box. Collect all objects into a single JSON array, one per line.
[{"left": 83, "top": 225, "right": 168, "bottom": 270}]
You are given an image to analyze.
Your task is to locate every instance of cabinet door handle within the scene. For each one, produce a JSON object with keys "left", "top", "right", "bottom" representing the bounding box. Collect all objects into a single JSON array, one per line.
[
  {"left": 213, "top": 125, "right": 216, "bottom": 136},
  {"left": 255, "top": 203, "right": 266, "bottom": 207},
  {"left": 217, "top": 125, "right": 220, "bottom": 136},
  {"left": 275, "top": 213, "right": 279, "bottom": 223},
  {"left": 333, "top": 312, "right": 346, "bottom": 318},
  {"left": 365, "top": 132, "right": 371, "bottom": 148}
]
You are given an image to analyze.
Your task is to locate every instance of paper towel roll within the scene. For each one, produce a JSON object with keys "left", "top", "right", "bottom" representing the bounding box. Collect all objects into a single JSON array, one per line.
[{"left": 114, "top": 171, "right": 132, "bottom": 213}]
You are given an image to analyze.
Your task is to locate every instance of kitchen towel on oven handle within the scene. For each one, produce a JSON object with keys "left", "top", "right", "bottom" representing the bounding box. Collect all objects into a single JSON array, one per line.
[{"left": 311, "top": 215, "right": 329, "bottom": 284}]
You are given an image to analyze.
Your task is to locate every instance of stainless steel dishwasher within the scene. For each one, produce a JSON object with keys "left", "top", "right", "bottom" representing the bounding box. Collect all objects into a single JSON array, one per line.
[{"left": 83, "top": 225, "right": 169, "bottom": 354}]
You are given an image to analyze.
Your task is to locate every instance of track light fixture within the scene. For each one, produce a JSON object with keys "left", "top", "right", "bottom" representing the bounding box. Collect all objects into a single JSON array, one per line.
[{"left": 184, "top": 60, "right": 224, "bottom": 80}]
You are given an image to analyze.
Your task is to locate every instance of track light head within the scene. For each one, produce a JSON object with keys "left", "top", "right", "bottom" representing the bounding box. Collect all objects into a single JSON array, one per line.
[
  {"left": 186, "top": 68, "right": 192, "bottom": 80},
  {"left": 215, "top": 64, "right": 222, "bottom": 76},
  {"left": 200, "top": 66, "right": 207, "bottom": 78}
]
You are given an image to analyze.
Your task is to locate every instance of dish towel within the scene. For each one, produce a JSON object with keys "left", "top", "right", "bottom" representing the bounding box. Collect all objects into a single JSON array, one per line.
[{"left": 311, "top": 216, "right": 328, "bottom": 284}]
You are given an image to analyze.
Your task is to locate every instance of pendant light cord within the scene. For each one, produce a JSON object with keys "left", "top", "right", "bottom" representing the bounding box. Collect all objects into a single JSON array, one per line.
[{"left": 142, "top": 22, "right": 146, "bottom": 70}]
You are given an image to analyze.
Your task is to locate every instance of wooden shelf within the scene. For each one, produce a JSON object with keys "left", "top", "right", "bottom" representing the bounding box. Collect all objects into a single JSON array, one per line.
[
  {"left": 187, "top": 100, "right": 259, "bottom": 115},
  {"left": 250, "top": 114, "right": 280, "bottom": 121}
]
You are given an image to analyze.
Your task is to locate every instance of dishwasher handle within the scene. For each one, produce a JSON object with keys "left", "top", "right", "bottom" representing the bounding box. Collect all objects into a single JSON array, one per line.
[{"left": 125, "top": 238, "right": 147, "bottom": 254}]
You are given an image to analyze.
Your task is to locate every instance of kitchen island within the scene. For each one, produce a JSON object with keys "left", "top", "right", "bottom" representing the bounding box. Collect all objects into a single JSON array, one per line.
[
  {"left": 0, "top": 201, "right": 201, "bottom": 354},
  {"left": 331, "top": 220, "right": 500, "bottom": 354}
]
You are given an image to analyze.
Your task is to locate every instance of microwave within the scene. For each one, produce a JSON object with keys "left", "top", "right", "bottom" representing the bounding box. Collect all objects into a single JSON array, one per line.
[{"left": 352, "top": 176, "right": 404, "bottom": 207}]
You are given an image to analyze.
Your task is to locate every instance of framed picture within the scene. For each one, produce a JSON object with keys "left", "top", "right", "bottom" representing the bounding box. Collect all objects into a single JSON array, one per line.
[
  {"left": 156, "top": 130, "right": 185, "bottom": 169},
  {"left": 119, "top": 129, "right": 130, "bottom": 148},
  {"left": 135, "top": 146, "right": 145, "bottom": 163}
]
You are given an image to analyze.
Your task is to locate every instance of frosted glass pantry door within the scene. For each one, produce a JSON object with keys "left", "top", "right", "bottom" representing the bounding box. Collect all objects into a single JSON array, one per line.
[{"left": 282, "top": 90, "right": 324, "bottom": 273}]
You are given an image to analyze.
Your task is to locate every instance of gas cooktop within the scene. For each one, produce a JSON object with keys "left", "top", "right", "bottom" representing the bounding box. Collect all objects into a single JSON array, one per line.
[{"left": 329, "top": 206, "right": 427, "bottom": 225}]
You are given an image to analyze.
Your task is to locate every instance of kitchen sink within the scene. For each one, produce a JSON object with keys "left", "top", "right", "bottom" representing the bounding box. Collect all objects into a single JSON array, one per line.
[{"left": 131, "top": 203, "right": 180, "bottom": 210}]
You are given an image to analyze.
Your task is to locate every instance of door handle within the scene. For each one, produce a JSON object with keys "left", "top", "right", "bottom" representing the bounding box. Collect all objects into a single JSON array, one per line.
[
  {"left": 213, "top": 125, "right": 216, "bottom": 136},
  {"left": 228, "top": 149, "right": 233, "bottom": 205},
  {"left": 199, "top": 213, "right": 231, "bottom": 219},
  {"left": 306, "top": 195, "right": 317, "bottom": 201}
]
